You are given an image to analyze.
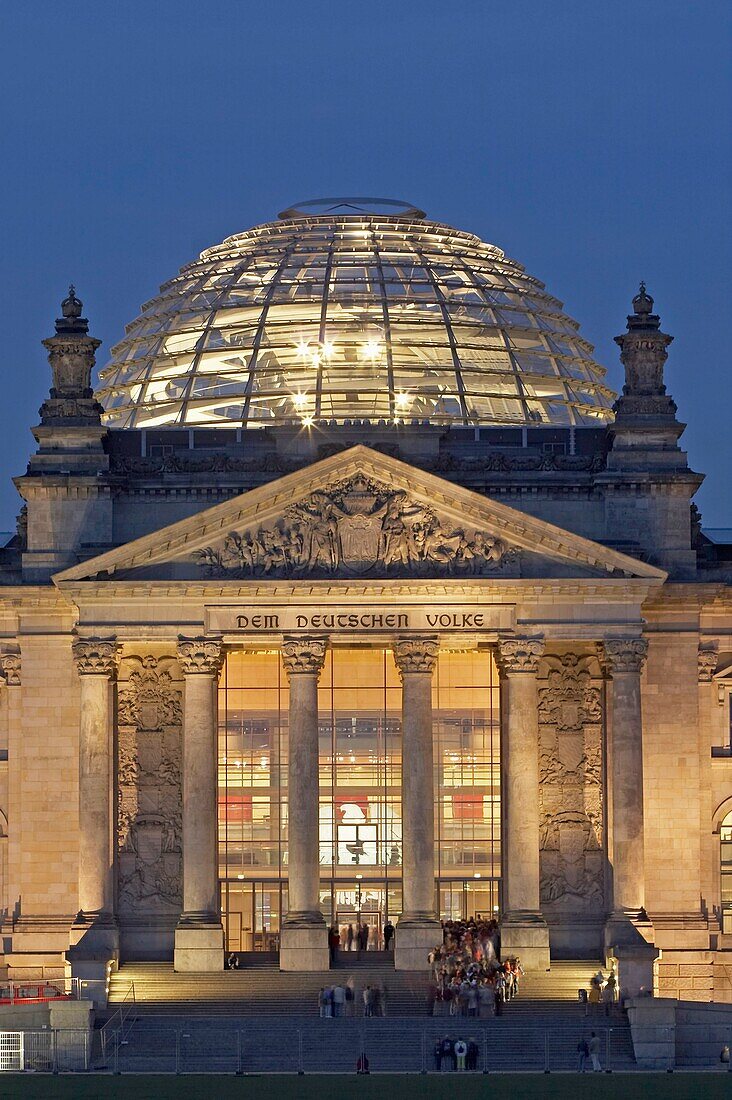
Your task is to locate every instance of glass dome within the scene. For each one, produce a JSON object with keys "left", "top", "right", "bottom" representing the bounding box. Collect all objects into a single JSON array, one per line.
[{"left": 96, "top": 199, "right": 617, "bottom": 429}]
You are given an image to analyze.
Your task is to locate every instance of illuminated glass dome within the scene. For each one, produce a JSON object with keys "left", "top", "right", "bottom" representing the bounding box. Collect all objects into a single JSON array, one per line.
[{"left": 97, "top": 198, "right": 617, "bottom": 428}]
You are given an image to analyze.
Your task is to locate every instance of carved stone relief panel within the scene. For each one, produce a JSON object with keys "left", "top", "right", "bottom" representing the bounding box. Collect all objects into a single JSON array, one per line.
[
  {"left": 537, "top": 653, "right": 605, "bottom": 914},
  {"left": 117, "top": 654, "right": 183, "bottom": 919},
  {"left": 195, "top": 474, "right": 520, "bottom": 579}
]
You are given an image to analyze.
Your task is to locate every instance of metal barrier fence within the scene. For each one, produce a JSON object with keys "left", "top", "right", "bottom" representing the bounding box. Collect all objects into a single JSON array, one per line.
[
  {"left": 95, "top": 1022, "right": 637, "bottom": 1075},
  {"left": 0, "top": 976, "right": 82, "bottom": 1003},
  {"left": 0, "top": 1029, "right": 89, "bottom": 1072},
  {"left": 673, "top": 1022, "right": 732, "bottom": 1068},
  {"left": 99, "top": 981, "right": 136, "bottom": 1066},
  {"left": 4, "top": 1019, "right": 732, "bottom": 1074}
]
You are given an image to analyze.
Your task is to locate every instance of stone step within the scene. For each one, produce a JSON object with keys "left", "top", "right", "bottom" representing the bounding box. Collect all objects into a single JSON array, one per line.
[{"left": 108, "top": 958, "right": 609, "bottom": 1018}]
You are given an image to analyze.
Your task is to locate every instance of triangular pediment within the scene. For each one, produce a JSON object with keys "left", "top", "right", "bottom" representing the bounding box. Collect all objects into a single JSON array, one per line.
[{"left": 53, "top": 445, "right": 666, "bottom": 584}]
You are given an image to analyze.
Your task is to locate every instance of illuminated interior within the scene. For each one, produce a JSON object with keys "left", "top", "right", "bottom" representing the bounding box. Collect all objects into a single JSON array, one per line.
[
  {"left": 722, "top": 810, "right": 732, "bottom": 934},
  {"left": 98, "top": 199, "right": 616, "bottom": 429},
  {"left": 218, "top": 646, "right": 501, "bottom": 951}
]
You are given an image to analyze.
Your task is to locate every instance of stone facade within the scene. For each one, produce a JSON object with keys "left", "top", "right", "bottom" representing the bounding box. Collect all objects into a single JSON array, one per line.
[{"left": 0, "top": 275, "right": 728, "bottom": 1004}]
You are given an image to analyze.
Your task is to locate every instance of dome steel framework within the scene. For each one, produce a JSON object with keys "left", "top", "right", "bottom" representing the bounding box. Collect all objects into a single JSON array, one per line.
[{"left": 97, "top": 201, "right": 617, "bottom": 429}]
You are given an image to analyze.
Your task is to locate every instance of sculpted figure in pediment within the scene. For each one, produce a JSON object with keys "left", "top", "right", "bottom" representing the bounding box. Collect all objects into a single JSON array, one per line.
[{"left": 194, "top": 475, "right": 518, "bottom": 579}]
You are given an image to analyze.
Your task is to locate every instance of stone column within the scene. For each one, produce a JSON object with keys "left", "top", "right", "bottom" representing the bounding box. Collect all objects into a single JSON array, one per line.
[
  {"left": 605, "top": 638, "right": 649, "bottom": 919},
  {"left": 280, "top": 635, "right": 329, "bottom": 971},
  {"left": 174, "top": 638, "right": 225, "bottom": 972},
  {"left": 698, "top": 646, "right": 719, "bottom": 920},
  {"left": 498, "top": 635, "right": 550, "bottom": 970},
  {"left": 393, "top": 635, "right": 441, "bottom": 971},
  {"left": 68, "top": 638, "right": 120, "bottom": 981},
  {"left": 0, "top": 653, "right": 21, "bottom": 929},
  {"left": 604, "top": 637, "right": 656, "bottom": 993}
]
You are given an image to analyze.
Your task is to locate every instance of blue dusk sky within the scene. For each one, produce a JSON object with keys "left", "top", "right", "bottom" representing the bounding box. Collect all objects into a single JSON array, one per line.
[{"left": 0, "top": 1, "right": 729, "bottom": 529}]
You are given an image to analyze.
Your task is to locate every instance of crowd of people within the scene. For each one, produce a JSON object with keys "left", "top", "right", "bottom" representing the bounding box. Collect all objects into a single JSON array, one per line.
[
  {"left": 584, "top": 966, "right": 618, "bottom": 1015},
  {"left": 432, "top": 1036, "right": 481, "bottom": 1071},
  {"left": 318, "top": 979, "right": 387, "bottom": 1017},
  {"left": 428, "top": 917, "right": 523, "bottom": 1017},
  {"left": 327, "top": 920, "right": 395, "bottom": 960}
]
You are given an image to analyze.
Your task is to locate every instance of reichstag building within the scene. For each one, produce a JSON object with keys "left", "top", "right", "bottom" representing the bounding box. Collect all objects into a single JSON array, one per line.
[{"left": 1, "top": 198, "right": 730, "bottom": 1001}]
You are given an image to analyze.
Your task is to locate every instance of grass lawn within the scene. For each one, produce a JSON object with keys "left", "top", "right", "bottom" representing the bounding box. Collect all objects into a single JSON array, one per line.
[{"left": 0, "top": 1074, "right": 729, "bottom": 1100}]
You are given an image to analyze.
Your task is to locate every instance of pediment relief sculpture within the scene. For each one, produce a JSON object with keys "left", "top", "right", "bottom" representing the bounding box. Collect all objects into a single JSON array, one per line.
[{"left": 194, "top": 475, "right": 519, "bottom": 579}]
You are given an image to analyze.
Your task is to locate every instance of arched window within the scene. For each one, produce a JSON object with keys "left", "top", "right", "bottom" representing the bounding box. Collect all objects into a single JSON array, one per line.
[{"left": 722, "top": 810, "right": 732, "bottom": 933}]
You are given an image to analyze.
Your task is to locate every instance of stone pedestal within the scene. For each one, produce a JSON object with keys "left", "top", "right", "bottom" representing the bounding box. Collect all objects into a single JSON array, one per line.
[
  {"left": 280, "top": 637, "right": 329, "bottom": 971},
  {"left": 174, "top": 639, "right": 225, "bottom": 972},
  {"left": 68, "top": 639, "right": 119, "bottom": 985},
  {"left": 279, "top": 923, "right": 329, "bottom": 972},
  {"left": 393, "top": 636, "right": 441, "bottom": 971},
  {"left": 626, "top": 997, "right": 676, "bottom": 1070},
  {"left": 606, "top": 936, "right": 657, "bottom": 1000},
  {"left": 173, "top": 924, "right": 225, "bottom": 972},
  {"left": 498, "top": 636, "right": 550, "bottom": 970}
]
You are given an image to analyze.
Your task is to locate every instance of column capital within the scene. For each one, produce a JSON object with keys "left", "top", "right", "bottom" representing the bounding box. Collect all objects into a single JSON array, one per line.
[
  {"left": 393, "top": 635, "right": 439, "bottom": 678},
  {"left": 0, "top": 652, "right": 21, "bottom": 687},
  {"left": 698, "top": 645, "right": 718, "bottom": 683},
  {"left": 281, "top": 635, "right": 328, "bottom": 677},
  {"left": 72, "top": 637, "right": 118, "bottom": 677},
  {"left": 604, "top": 637, "right": 648, "bottom": 675},
  {"left": 176, "top": 637, "right": 225, "bottom": 676},
  {"left": 497, "top": 634, "right": 545, "bottom": 674}
]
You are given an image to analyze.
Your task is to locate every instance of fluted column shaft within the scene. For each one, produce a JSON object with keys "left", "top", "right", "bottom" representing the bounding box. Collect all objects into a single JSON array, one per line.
[
  {"left": 394, "top": 636, "right": 439, "bottom": 923},
  {"left": 282, "top": 636, "right": 328, "bottom": 924},
  {"left": 606, "top": 638, "right": 648, "bottom": 916},
  {"left": 72, "top": 639, "right": 118, "bottom": 922},
  {"left": 177, "top": 639, "right": 224, "bottom": 923},
  {"left": 498, "top": 636, "right": 545, "bottom": 917}
]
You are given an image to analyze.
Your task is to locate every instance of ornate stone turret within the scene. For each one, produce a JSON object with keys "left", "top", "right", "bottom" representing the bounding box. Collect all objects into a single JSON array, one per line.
[
  {"left": 13, "top": 289, "right": 111, "bottom": 582},
  {"left": 39, "top": 286, "right": 104, "bottom": 424},
  {"left": 601, "top": 286, "right": 703, "bottom": 578},
  {"left": 612, "top": 283, "right": 677, "bottom": 423}
]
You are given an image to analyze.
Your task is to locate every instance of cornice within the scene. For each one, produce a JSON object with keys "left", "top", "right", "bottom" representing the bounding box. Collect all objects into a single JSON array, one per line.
[
  {"left": 53, "top": 575, "right": 660, "bottom": 604},
  {"left": 0, "top": 586, "right": 75, "bottom": 610},
  {"left": 53, "top": 445, "right": 666, "bottom": 584}
]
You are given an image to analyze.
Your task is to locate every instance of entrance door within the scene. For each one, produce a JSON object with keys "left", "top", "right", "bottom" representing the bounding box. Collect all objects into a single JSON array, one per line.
[
  {"left": 439, "top": 879, "right": 500, "bottom": 922},
  {"left": 221, "top": 881, "right": 285, "bottom": 952},
  {"left": 322, "top": 881, "right": 402, "bottom": 950}
]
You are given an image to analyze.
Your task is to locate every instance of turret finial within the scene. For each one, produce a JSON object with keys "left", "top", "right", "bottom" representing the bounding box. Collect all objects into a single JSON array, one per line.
[
  {"left": 632, "top": 281, "right": 654, "bottom": 318},
  {"left": 55, "top": 284, "right": 88, "bottom": 334}
]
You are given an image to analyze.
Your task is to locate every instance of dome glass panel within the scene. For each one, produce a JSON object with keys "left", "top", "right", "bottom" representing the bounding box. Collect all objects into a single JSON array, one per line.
[{"left": 97, "top": 201, "right": 616, "bottom": 428}]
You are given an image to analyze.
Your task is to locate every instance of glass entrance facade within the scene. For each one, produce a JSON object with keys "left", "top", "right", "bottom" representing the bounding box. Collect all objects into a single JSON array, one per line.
[{"left": 218, "top": 646, "right": 501, "bottom": 950}]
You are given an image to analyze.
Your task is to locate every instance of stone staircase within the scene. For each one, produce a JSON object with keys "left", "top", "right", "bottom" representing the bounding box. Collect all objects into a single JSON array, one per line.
[
  {"left": 107, "top": 957, "right": 428, "bottom": 1017},
  {"left": 102, "top": 957, "right": 636, "bottom": 1072}
]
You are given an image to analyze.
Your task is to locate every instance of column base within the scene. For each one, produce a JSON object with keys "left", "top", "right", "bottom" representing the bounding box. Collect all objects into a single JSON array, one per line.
[
  {"left": 604, "top": 912, "right": 657, "bottom": 998},
  {"left": 279, "top": 918, "right": 328, "bottom": 971},
  {"left": 174, "top": 920, "right": 224, "bottom": 972},
  {"left": 394, "top": 918, "right": 440, "bottom": 971},
  {"left": 500, "top": 912, "right": 550, "bottom": 971},
  {"left": 66, "top": 916, "right": 120, "bottom": 1008}
]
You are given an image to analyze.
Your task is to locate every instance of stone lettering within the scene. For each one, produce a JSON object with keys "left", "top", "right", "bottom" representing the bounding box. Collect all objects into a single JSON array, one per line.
[
  {"left": 209, "top": 604, "right": 507, "bottom": 634},
  {"left": 426, "top": 612, "right": 485, "bottom": 629}
]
